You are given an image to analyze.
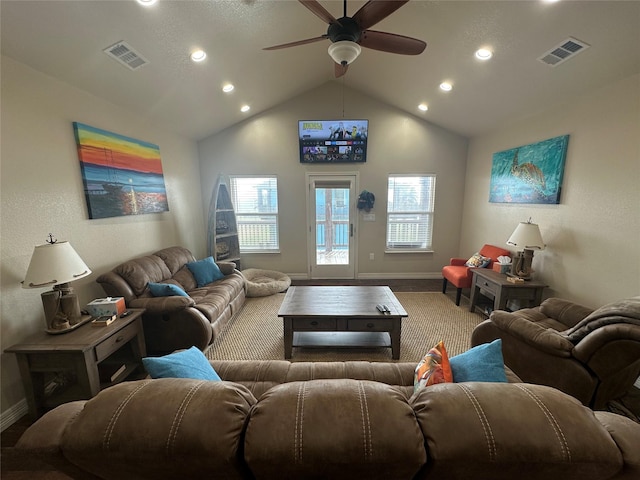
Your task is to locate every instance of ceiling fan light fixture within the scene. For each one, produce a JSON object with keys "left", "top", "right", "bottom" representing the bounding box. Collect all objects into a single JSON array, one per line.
[{"left": 328, "top": 41, "right": 361, "bottom": 66}]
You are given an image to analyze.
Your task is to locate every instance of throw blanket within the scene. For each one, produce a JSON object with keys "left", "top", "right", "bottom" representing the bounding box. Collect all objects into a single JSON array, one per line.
[{"left": 565, "top": 296, "right": 640, "bottom": 343}]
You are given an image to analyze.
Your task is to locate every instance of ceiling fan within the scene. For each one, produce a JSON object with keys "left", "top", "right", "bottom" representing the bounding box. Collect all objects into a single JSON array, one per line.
[{"left": 263, "top": 0, "right": 426, "bottom": 78}]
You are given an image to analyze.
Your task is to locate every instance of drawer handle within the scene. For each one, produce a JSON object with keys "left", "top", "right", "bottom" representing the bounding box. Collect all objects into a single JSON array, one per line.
[
  {"left": 483, "top": 282, "right": 489, "bottom": 287},
  {"left": 311, "top": 321, "right": 318, "bottom": 326},
  {"left": 115, "top": 336, "right": 124, "bottom": 343},
  {"left": 367, "top": 323, "right": 374, "bottom": 328}
]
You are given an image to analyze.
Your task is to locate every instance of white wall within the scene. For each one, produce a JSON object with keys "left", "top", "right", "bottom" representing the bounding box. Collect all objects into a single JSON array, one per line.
[
  {"left": 462, "top": 74, "right": 640, "bottom": 307},
  {"left": 0, "top": 56, "right": 204, "bottom": 425},
  {"left": 198, "top": 82, "right": 469, "bottom": 278}
]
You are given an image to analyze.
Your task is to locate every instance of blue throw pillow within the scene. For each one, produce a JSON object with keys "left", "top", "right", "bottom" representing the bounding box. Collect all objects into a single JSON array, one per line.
[
  {"left": 186, "top": 256, "right": 224, "bottom": 287},
  {"left": 449, "top": 339, "right": 508, "bottom": 383},
  {"left": 148, "top": 282, "right": 189, "bottom": 297},
  {"left": 142, "top": 346, "right": 221, "bottom": 381}
]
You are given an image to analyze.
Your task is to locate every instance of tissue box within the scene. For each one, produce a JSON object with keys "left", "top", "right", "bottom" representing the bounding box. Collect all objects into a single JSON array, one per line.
[
  {"left": 493, "top": 263, "right": 512, "bottom": 274},
  {"left": 86, "top": 297, "right": 125, "bottom": 317}
]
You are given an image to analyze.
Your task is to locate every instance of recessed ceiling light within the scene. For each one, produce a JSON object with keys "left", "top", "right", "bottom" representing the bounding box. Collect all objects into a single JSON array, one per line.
[
  {"left": 241, "top": 105, "right": 250, "bottom": 113},
  {"left": 475, "top": 48, "right": 493, "bottom": 60},
  {"left": 222, "top": 84, "right": 235, "bottom": 93},
  {"left": 190, "top": 50, "right": 207, "bottom": 62},
  {"left": 439, "top": 82, "right": 453, "bottom": 91},
  {"left": 418, "top": 103, "right": 428, "bottom": 112},
  {"left": 136, "top": 0, "right": 157, "bottom": 6}
]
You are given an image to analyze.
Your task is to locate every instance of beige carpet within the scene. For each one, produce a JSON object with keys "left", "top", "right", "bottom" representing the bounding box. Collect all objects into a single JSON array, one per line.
[{"left": 206, "top": 292, "right": 485, "bottom": 363}]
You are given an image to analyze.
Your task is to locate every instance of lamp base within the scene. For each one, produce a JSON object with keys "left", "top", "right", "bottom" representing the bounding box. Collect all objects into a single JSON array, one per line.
[
  {"left": 41, "top": 283, "right": 88, "bottom": 334},
  {"left": 508, "top": 249, "right": 535, "bottom": 280},
  {"left": 46, "top": 315, "right": 93, "bottom": 335}
]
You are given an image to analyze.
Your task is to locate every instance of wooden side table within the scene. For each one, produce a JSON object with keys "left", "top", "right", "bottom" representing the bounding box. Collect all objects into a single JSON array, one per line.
[
  {"left": 469, "top": 269, "right": 547, "bottom": 313},
  {"left": 5, "top": 309, "right": 146, "bottom": 419}
]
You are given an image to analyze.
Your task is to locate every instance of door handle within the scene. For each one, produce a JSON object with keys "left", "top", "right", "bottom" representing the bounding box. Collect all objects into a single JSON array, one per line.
[{"left": 350, "top": 223, "right": 353, "bottom": 237}]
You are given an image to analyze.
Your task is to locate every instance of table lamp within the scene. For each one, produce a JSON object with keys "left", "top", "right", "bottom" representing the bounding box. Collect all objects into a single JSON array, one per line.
[
  {"left": 22, "top": 235, "right": 92, "bottom": 333},
  {"left": 506, "top": 219, "right": 545, "bottom": 280}
]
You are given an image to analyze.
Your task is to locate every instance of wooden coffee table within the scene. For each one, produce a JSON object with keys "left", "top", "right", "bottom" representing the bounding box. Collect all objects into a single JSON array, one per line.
[{"left": 278, "top": 286, "right": 407, "bottom": 359}]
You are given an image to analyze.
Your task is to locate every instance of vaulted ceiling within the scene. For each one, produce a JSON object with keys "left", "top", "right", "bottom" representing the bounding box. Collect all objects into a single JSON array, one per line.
[{"left": 2, "top": 0, "right": 639, "bottom": 141}]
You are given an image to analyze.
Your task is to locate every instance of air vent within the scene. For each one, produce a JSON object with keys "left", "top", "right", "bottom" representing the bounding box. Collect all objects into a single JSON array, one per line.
[
  {"left": 103, "top": 41, "right": 149, "bottom": 70},
  {"left": 538, "top": 37, "right": 590, "bottom": 67}
]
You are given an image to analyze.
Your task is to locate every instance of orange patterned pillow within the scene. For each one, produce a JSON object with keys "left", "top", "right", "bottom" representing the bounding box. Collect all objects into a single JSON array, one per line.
[{"left": 414, "top": 340, "right": 453, "bottom": 392}]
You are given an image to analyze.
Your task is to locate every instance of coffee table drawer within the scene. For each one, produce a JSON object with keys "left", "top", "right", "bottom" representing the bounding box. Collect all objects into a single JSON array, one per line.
[
  {"left": 347, "top": 318, "right": 394, "bottom": 332},
  {"left": 292, "top": 318, "right": 336, "bottom": 331}
]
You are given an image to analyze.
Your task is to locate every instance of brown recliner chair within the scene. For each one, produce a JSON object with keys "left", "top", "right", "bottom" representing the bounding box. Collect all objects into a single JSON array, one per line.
[
  {"left": 442, "top": 244, "right": 511, "bottom": 305},
  {"left": 471, "top": 296, "right": 640, "bottom": 410}
]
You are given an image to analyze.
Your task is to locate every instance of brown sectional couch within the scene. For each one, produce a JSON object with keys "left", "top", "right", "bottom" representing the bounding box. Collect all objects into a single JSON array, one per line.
[
  {"left": 96, "top": 246, "right": 245, "bottom": 355},
  {"left": 17, "top": 360, "right": 640, "bottom": 480}
]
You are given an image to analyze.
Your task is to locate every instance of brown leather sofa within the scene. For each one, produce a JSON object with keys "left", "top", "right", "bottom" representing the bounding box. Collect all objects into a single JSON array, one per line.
[
  {"left": 471, "top": 297, "right": 640, "bottom": 410},
  {"left": 96, "top": 246, "right": 245, "bottom": 355},
  {"left": 17, "top": 360, "right": 640, "bottom": 480}
]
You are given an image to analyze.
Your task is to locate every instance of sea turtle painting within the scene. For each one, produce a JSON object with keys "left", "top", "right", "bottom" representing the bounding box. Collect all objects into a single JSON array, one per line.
[
  {"left": 510, "top": 149, "right": 547, "bottom": 196},
  {"left": 489, "top": 135, "right": 569, "bottom": 204}
]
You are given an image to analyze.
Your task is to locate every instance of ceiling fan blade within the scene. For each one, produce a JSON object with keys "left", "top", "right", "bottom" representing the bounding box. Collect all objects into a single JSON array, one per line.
[
  {"left": 299, "top": 0, "right": 339, "bottom": 25},
  {"left": 263, "top": 35, "right": 328, "bottom": 51},
  {"left": 359, "top": 30, "right": 426, "bottom": 55},
  {"left": 352, "top": 0, "right": 410, "bottom": 30},
  {"left": 334, "top": 62, "right": 348, "bottom": 78}
]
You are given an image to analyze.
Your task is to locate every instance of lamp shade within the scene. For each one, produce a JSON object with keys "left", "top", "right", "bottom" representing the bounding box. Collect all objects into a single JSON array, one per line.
[
  {"left": 506, "top": 221, "right": 545, "bottom": 250},
  {"left": 23, "top": 241, "right": 91, "bottom": 289},
  {"left": 328, "top": 41, "right": 361, "bottom": 65}
]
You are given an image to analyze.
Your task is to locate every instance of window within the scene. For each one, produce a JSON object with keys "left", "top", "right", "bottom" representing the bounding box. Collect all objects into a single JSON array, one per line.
[
  {"left": 386, "top": 174, "right": 436, "bottom": 251},
  {"left": 229, "top": 176, "right": 279, "bottom": 252}
]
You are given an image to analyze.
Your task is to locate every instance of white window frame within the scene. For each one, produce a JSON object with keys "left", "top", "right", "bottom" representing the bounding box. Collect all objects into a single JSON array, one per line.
[
  {"left": 386, "top": 174, "right": 436, "bottom": 253},
  {"left": 229, "top": 175, "right": 280, "bottom": 253}
]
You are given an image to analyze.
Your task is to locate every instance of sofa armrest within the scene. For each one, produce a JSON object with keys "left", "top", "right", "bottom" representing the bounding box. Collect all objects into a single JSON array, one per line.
[
  {"left": 96, "top": 271, "right": 136, "bottom": 303},
  {"left": 128, "top": 296, "right": 195, "bottom": 315},
  {"left": 487, "top": 310, "right": 575, "bottom": 356},
  {"left": 539, "top": 298, "right": 594, "bottom": 328},
  {"left": 216, "top": 261, "right": 237, "bottom": 275}
]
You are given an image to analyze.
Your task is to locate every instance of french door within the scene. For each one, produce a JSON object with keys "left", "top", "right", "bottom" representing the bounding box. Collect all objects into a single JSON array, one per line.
[{"left": 306, "top": 173, "right": 358, "bottom": 279}]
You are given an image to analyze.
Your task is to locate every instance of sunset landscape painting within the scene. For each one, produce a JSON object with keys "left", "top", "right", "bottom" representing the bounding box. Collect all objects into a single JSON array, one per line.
[{"left": 73, "top": 122, "right": 169, "bottom": 218}]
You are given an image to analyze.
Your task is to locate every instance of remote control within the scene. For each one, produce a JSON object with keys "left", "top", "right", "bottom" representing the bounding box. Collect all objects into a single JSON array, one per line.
[
  {"left": 376, "top": 304, "right": 390, "bottom": 313},
  {"left": 120, "top": 310, "right": 132, "bottom": 318}
]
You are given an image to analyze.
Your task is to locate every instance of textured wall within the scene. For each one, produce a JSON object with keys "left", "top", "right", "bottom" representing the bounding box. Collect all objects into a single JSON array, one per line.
[
  {"left": 197, "top": 82, "right": 469, "bottom": 278},
  {"left": 462, "top": 74, "right": 640, "bottom": 307},
  {"left": 0, "top": 56, "right": 204, "bottom": 421}
]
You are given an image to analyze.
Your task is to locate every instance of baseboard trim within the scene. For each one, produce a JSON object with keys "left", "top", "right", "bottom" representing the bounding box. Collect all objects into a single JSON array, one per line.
[
  {"left": 287, "top": 272, "right": 443, "bottom": 280},
  {"left": 1, "top": 399, "right": 28, "bottom": 432}
]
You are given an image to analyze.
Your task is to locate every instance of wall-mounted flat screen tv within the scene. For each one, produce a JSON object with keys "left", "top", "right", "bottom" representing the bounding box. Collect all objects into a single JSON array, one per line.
[{"left": 299, "top": 119, "right": 368, "bottom": 163}]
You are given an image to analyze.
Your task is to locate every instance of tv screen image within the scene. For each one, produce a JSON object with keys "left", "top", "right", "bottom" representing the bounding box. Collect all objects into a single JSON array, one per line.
[{"left": 299, "top": 120, "right": 368, "bottom": 163}]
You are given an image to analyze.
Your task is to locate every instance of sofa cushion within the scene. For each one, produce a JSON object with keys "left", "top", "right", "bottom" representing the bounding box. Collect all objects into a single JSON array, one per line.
[
  {"left": 450, "top": 339, "right": 508, "bottom": 383},
  {"left": 112, "top": 255, "right": 173, "bottom": 297},
  {"left": 143, "top": 346, "right": 221, "bottom": 381},
  {"left": 187, "top": 256, "right": 225, "bottom": 288},
  {"left": 148, "top": 282, "right": 189, "bottom": 297},
  {"left": 60, "top": 379, "right": 255, "bottom": 480},
  {"left": 244, "top": 379, "right": 426, "bottom": 479},
  {"left": 411, "top": 382, "right": 624, "bottom": 480},
  {"left": 414, "top": 341, "right": 452, "bottom": 392}
]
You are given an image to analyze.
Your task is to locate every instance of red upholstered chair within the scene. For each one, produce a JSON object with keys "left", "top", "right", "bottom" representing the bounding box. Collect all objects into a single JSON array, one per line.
[{"left": 442, "top": 244, "right": 511, "bottom": 306}]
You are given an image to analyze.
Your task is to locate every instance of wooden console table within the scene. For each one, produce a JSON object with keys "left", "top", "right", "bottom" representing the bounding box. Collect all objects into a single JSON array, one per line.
[
  {"left": 5, "top": 309, "right": 146, "bottom": 419},
  {"left": 469, "top": 269, "right": 547, "bottom": 313}
]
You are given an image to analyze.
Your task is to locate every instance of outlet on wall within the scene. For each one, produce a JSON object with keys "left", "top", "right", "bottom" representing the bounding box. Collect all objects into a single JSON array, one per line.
[{"left": 369, "top": 253, "right": 375, "bottom": 260}]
